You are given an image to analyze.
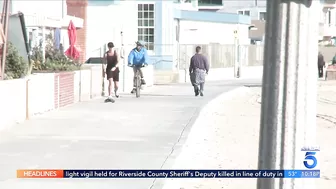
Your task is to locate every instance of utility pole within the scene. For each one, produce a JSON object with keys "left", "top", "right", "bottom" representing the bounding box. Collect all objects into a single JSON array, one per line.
[
  {"left": 0, "top": 0, "right": 10, "bottom": 80},
  {"left": 233, "top": 29, "right": 240, "bottom": 78},
  {"left": 257, "top": 0, "right": 320, "bottom": 189}
]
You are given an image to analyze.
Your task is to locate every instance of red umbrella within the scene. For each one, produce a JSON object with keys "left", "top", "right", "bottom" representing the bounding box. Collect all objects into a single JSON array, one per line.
[{"left": 65, "top": 20, "right": 80, "bottom": 59}]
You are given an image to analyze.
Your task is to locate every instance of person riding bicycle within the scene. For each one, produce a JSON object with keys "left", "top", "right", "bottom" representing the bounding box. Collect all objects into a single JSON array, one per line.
[{"left": 127, "top": 40, "right": 149, "bottom": 93}]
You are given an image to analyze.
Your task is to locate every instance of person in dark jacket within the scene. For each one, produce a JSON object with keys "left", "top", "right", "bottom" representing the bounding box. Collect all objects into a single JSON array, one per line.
[
  {"left": 189, "top": 46, "right": 209, "bottom": 96},
  {"left": 318, "top": 52, "right": 325, "bottom": 78}
]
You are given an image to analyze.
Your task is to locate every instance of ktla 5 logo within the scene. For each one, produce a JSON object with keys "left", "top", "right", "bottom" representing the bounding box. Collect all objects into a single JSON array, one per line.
[{"left": 303, "top": 152, "right": 317, "bottom": 169}]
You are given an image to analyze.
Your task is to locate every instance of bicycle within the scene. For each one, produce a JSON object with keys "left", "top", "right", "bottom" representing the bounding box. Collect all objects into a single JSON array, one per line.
[
  {"left": 130, "top": 60, "right": 171, "bottom": 98},
  {"left": 131, "top": 64, "right": 147, "bottom": 98}
]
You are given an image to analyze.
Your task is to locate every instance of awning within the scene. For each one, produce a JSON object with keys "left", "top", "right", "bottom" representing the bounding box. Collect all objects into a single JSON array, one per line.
[{"left": 23, "top": 14, "right": 83, "bottom": 29}]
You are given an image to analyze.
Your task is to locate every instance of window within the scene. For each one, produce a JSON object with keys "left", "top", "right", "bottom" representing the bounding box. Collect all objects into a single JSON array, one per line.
[
  {"left": 198, "top": 0, "right": 222, "bottom": 5},
  {"left": 138, "top": 4, "right": 155, "bottom": 50},
  {"left": 259, "top": 12, "right": 266, "bottom": 20},
  {"left": 174, "top": 0, "right": 191, "bottom": 2},
  {"left": 238, "top": 10, "right": 250, "bottom": 16}
]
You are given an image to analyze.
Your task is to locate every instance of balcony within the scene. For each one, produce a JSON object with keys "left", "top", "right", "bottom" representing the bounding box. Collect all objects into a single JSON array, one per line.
[
  {"left": 198, "top": 0, "right": 223, "bottom": 10},
  {"left": 174, "top": 0, "right": 198, "bottom": 11}
]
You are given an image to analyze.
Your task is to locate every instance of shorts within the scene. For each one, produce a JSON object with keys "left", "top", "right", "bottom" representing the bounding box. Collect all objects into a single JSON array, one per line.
[{"left": 106, "top": 68, "right": 120, "bottom": 81}]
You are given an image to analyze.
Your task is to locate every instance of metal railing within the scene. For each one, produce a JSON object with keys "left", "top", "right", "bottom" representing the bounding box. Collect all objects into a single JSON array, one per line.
[
  {"left": 87, "top": 43, "right": 268, "bottom": 71},
  {"left": 178, "top": 44, "right": 264, "bottom": 69}
]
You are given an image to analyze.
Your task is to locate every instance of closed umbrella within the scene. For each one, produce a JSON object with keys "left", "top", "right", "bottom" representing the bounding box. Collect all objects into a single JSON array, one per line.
[{"left": 64, "top": 20, "right": 79, "bottom": 59}]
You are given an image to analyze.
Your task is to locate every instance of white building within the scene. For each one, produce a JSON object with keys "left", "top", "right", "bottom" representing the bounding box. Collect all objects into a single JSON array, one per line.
[
  {"left": 86, "top": 0, "right": 251, "bottom": 71},
  {"left": 0, "top": 0, "right": 83, "bottom": 61},
  {"left": 2, "top": 0, "right": 251, "bottom": 71}
]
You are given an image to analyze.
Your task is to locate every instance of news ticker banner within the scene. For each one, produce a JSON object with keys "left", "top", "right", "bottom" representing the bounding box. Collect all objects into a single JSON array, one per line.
[{"left": 17, "top": 170, "right": 320, "bottom": 179}]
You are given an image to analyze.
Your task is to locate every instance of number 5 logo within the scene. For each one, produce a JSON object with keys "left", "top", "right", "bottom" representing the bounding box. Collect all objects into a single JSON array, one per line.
[{"left": 304, "top": 152, "right": 317, "bottom": 169}]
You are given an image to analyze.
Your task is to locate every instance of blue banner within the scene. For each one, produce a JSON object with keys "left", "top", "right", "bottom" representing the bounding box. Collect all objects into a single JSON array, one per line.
[{"left": 62, "top": 170, "right": 320, "bottom": 178}]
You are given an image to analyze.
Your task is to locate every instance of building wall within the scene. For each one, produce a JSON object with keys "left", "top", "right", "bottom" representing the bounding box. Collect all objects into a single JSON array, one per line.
[
  {"left": 155, "top": 1, "right": 175, "bottom": 56},
  {"left": 222, "top": 0, "right": 266, "bottom": 7},
  {"left": 85, "top": 0, "right": 250, "bottom": 71},
  {"left": 86, "top": 0, "right": 176, "bottom": 58},
  {"left": 1, "top": 0, "right": 87, "bottom": 62},
  {"left": 66, "top": 0, "right": 88, "bottom": 63},
  {"left": 86, "top": 1, "right": 138, "bottom": 59},
  {"left": 9, "top": 0, "right": 64, "bottom": 17},
  {"left": 179, "top": 20, "right": 250, "bottom": 45},
  {"left": 218, "top": 6, "right": 266, "bottom": 20}
]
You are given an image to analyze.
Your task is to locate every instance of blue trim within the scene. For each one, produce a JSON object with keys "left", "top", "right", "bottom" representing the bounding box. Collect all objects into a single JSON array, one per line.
[
  {"left": 174, "top": 10, "right": 251, "bottom": 25},
  {"left": 154, "top": 1, "right": 163, "bottom": 56}
]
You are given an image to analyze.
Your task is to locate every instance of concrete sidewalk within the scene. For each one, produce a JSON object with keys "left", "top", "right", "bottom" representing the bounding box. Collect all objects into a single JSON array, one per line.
[
  {"left": 162, "top": 81, "right": 336, "bottom": 189},
  {"left": 0, "top": 79, "right": 261, "bottom": 189}
]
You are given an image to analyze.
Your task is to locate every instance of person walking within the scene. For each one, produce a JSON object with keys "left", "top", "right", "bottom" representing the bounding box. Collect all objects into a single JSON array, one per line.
[
  {"left": 127, "top": 41, "right": 149, "bottom": 93},
  {"left": 332, "top": 53, "right": 336, "bottom": 65},
  {"left": 189, "top": 46, "right": 209, "bottom": 96},
  {"left": 318, "top": 52, "right": 325, "bottom": 78},
  {"left": 103, "top": 42, "right": 120, "bottom": 101}
]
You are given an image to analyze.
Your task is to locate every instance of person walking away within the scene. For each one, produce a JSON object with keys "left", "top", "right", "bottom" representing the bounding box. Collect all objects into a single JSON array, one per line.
[
  {"left": 332, "top": 53, "right": 336, "bottom": 65},
  {"left": 318, "top": 52, "right": 325, "bottom": 78},
  {"left": 127, "top": 40, "right": 149, "bottom": 93},
  {"left": 189, "top": 46, "right": 209, "bottom": 96},
  {"left": 103, "top": 42, "right": 120, "bottom": 100}
]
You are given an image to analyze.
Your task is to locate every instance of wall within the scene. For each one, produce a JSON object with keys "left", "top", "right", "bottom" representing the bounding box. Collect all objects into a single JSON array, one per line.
[
  {"left": 179, "top": 20, "right": 250, "bottom": 45},
  {"left": 67, "top": 0, "right": 88, "bottom": 63},
  {"left": 221, "top": 0, "right": 266, "bottom": 8},
  {"left": 86, "top": 1, "right": 138, "bottom": 61},
  {"left": 155, "top": 1, "right": 175, "bottom": 56},
  {"left": 85, "top": 0, "right": 251, "bottom": 71},
  {"left": 0, "top": 64, "right": 154, "bottom": 131},
  {"left": 0, "top": 79, "right": 26, "bottom": 131},
  {"left": 218, "top": 6, "right": 266, "bottom": 20},
  {"left": 174, "top": 1, "right": 198, "bottom": 11},
  {"left": 27, "top": 74, "right": 55, "bottom": 116},
  {"left": 9, "top": 0, "right": 63, "bottom": 17}
]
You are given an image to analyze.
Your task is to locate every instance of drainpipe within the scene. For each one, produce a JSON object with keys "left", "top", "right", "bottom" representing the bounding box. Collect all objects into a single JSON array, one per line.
[
  {"left": 62, "top": 0, "right": 66, "bottom": 18},
  {"left": 176, "top": 19, "right": 180, "bottom": 72},
  {"left": 121, "top": 31, "right": 126, "bottom": 92}
]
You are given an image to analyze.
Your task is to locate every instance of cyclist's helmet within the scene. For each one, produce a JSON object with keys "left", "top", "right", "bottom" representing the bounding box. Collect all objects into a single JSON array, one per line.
[{"left": 135, "top": 40, "right": 146, "bottom": 47}]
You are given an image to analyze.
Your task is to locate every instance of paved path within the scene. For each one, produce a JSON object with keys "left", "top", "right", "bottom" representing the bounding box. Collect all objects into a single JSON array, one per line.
[
  {"left": 162, "top": 81, "right": 336, "bottom": 189},
  {"left": 0, "top": 79, "right": 261, "bottom": 189}
]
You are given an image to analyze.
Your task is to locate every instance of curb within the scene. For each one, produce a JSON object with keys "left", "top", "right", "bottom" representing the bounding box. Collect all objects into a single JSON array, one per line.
[{"left": 160, "top": 86, "right": 252, "bottom": 189}]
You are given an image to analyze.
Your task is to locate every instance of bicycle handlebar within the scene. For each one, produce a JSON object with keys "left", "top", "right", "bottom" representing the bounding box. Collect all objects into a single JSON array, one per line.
[{"left": 128, "top": 63, "right": 148, "bottom": 68}]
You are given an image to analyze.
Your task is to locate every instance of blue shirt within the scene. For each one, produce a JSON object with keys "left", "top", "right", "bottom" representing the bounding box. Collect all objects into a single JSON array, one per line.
[{"left": 127, "top": 48, "right": 149, "bottom": 65}]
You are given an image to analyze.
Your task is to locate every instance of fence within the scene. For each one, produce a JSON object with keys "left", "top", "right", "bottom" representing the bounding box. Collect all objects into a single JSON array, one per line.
[
  {"left": 177, "top": 44, "right": 336, "bottom": 70},
  {"left": 177, "top": 44, "right": 264, "bottom": 70}
]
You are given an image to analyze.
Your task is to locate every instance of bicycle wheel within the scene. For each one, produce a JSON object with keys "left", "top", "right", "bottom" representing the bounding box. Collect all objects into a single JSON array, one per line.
[{"left": 135, "top": 72, "right": 141, "bottom": 98}]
